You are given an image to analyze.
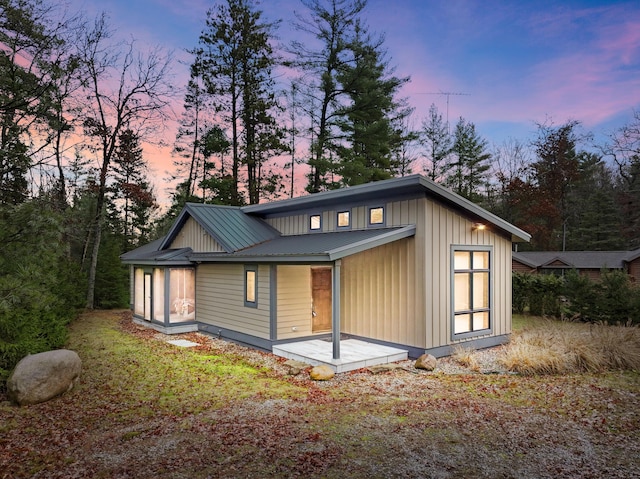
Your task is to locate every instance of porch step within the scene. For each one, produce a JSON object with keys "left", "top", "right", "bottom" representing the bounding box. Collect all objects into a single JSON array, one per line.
[{"left": 272, "top": 339, "right": 408, "bottom": 373}]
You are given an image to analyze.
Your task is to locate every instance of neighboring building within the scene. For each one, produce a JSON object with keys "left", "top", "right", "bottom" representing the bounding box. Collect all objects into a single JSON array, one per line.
[
  {"left": 122, "top": 175, "right": 530, "bottom": 371},
  {"left": 512, "top": 250, "right": 640, "bottom": 282}
]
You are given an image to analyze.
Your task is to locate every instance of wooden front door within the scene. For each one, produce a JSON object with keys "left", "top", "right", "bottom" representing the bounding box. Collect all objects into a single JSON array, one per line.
[{"left": 311, "top": 267, "right": 332, "bottom": 332}]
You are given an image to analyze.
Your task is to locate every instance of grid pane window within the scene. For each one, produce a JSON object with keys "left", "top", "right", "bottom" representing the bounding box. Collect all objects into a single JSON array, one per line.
[{"left": 453, "top": 248, "right": 491, "bottom": 336}]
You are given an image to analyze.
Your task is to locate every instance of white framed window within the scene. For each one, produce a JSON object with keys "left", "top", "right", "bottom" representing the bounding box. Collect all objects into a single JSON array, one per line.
[{"left": 451, "top": 246, "right": 492, "bottom": 338}]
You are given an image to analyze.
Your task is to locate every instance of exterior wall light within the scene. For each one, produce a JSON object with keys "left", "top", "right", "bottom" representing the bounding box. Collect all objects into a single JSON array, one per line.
[{"left": 472, "top": 222, "right": 486, "bottom": 231}]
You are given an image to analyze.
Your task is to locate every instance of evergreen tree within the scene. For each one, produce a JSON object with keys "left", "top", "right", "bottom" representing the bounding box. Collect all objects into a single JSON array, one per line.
[
  {"left": 172, "top": 63, "right": 210, "bottom": 199},
  {"left": 446, "top": 117, "right": 491, "bottom": 202},
  {"left": 565, "top": 153, "right": 623, "bottom": 250},
  {"left": 334, "top": 23, "right": 410, "bottom": 186},
  {"left": 194, "top": 0, "right": 284, "bottom": 205},
  {"left": 112, "top": 129, "right": 157, "bottom": 247},
  {"left": 529, "top": 121, "right": 584, "bottom": 250},
  {"left": 420, "top": 103, "right": 451, "bottom": 182},
  {"left": 290, "top": 0, "right": 367, "bottom": 192},
  {"left": 0, "top": 0, "right": 58, "bottom": 204}
]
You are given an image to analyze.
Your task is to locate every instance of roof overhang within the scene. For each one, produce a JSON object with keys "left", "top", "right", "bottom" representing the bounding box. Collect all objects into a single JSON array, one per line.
[
  {"left": 189, "top": 225, "right": 416, "bottom": 263},
  {"left": 243, "top": 175, "right": 531, "bottom": 243}
]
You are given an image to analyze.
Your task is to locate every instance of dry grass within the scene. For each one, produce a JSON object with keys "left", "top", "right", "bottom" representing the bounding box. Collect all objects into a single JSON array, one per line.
[
  {"left": 451, "top": 344, "right": 481, "bottom": 372},
  {"left": 500, "top": 318, "right": 640, "bottom": 375}
]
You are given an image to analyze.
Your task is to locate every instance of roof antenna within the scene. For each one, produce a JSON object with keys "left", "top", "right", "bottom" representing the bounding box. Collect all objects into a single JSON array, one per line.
[{"left": 422, "top": 91, "right": 471, "bottom": 133}]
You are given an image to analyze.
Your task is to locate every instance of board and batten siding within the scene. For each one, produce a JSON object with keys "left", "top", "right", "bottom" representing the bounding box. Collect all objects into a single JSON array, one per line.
[
  {"left": 266, "top": 205, "right": 373, "bottom": 235},
  {"left": 424, "top": 200, "right": 513, "bottom": 349},
  {"left": 340, "top": 198, "right": 426, "bottom": 348},
  {"left": 196, "top": 264, "right": 271, "bottom": 339},
  {"left": 276, "top": 265, "right": 313, "bottom": 339},
  {"left": 170, "top": 217, "right": 226, "bottom": 252}
]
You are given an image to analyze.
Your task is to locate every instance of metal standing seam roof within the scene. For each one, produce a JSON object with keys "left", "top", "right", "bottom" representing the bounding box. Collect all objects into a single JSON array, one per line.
[
  {"left": 189, "top": 225, "right": 416, "bottom": 263},
  {"left": 513, "top": 251, "right": 633, "bottom": 269},
  {"left": 160, "top": 203, "right": 280, "bottom": 253},
  {"left": 120, "top": 237, "right": 192, "bottom": 265}
]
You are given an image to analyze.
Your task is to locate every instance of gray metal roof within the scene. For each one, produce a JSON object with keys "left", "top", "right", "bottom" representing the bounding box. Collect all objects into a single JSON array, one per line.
[
  {"left": 513, "top": 250, "right": 635, "bottom": 270},
  {"left": 243, "top": 174, "right": 531, "bottom": 243},
  {"left": 120, "top": 238, "right": 192, "bottom": 265},
  {"left": 189, "top": 226, "right": 416, "bottom": 263},
  {"left": 160, "top": 203, "right": 280, "bottom": 253}
]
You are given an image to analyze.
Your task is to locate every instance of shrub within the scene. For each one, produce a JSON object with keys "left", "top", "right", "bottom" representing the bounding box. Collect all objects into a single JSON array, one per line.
[
  {"left": 528, "top": 274, "right": 563, "bottom": 317},
  {"left": 0, "top": 308, "right": 72, "bottom": 383}
]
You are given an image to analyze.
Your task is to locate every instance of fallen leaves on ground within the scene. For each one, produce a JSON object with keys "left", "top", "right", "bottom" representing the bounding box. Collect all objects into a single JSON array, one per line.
[{"left": 1, "top": 310, "right": 639, "bottom": 478}]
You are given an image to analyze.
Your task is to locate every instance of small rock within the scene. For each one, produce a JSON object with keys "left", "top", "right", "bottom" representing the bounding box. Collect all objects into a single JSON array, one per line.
[
  {"left": 309, "top": 364, "right": 335, "bottom": 381},
  {"left": 415, "top": 353, "right": 437, "bottom": 371},
  {"left": 7, "top": 349, "right": 82, "bottom": 406},
  {"left": 283, "top": 359, "right": 309, "bottom": 375}
]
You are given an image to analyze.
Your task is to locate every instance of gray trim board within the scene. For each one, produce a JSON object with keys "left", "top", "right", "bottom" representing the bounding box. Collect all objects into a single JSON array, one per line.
[
  {"left": 269, "top": 265, "right": 277, "bottom": 341},
  {"left": 198, "top": 323, "right": 273, "bottom": 353},
  {"left": 450, "top": 245, "right": 494, "bottom": 342}
]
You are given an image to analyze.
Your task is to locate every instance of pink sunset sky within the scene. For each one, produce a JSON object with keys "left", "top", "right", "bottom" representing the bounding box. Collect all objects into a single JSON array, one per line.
[{"left": 66, "top": 0, "right": 640, "bottom": 205}]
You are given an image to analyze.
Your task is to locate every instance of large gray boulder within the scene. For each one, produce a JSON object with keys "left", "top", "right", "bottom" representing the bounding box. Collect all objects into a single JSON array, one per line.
[{"left": 7, "top": 349, "right": 82, "bottom": 406}]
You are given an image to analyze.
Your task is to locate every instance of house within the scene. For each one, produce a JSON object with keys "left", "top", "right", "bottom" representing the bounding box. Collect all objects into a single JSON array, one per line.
[
  {"left": 121, "top": 175, "right": 531, "bottom": 372},
  {"left": 512, "top": 249, "right": 640, "bottom": 282}
]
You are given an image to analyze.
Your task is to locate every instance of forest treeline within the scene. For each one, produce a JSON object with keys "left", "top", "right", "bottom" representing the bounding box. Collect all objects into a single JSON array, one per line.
[{"left": 1, "top": 0, "right": 639, "bottom": 378}]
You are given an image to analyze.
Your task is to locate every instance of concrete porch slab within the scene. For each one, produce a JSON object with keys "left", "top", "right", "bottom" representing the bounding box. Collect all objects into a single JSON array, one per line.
[
  {"left": 272, "top": 339, "right": 408, "bottom": 373},
  {"left": 167, "top": 339, "right": 199, "bottom": 348}
]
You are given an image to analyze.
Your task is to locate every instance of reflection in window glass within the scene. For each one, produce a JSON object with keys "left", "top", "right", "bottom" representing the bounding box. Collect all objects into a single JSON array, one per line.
[
  {"left": 337, "top": 211, "right": 350, "bottom": 227},
  {"left": 369, "top": 207, "right": 384, "bottom": 225},
  {"left": 310, "top": 214, "right": 321, "bottom": 230}
]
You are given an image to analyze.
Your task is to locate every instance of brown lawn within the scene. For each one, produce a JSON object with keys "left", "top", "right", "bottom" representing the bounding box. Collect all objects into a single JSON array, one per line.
[{"left": 1, "top": 310, "right": 639, "bottom": 478}]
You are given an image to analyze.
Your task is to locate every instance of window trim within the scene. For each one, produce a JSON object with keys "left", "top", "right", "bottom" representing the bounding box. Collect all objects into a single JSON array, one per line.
[
  {"left": 337, "top": 209, "right": 351, "bottom": 229},
  {"left": 244, "top": 265, "right": 258, "bottom": 308},
  {"left": 450, "top": 245, "right": 493, "bottom": 340},
  {"left": 368, "top": 206, "right": 385, "bottom": 227}
]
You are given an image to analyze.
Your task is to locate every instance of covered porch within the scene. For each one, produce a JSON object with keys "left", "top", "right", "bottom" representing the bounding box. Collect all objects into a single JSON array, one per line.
[{"left": 272, "top": 338, "right": 408, "bottom": 373}]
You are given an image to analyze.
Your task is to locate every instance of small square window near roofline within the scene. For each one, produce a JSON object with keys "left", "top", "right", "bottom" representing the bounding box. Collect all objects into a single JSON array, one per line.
[
  {"left": 309, "top": 214, "right": 321, "bottom": 231},
  {"left": 337, "top": 210, "right": 351, "bottom": 229},
  {"left": 368, "top": 206, "right": 385, "bottom": 226}
]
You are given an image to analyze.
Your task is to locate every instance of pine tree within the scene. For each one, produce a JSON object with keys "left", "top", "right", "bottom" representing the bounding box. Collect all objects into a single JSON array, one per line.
[
  {"left": 334, "top": 23, "right": 410, "bottom": 186},
  {"left": 420, "top": 104, "right": 451, "bottom": 182},
  {"left": 447, "top": 117, "right": 491, "bottom": 202},
  {"left": 290, "top": 0, "right": 367, "bottom": 192},
  {"left": 112, "top": 129, "right": 156, "bottom": 248},
  {"left": 194, "top": 0, "right": 284, "bottom": 205}
]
